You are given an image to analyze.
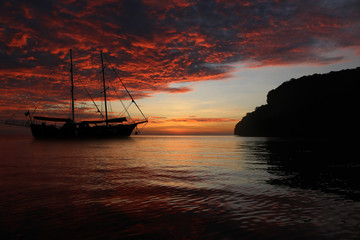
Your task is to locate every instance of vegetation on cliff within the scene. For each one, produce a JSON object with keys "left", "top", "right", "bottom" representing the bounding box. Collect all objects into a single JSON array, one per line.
[{"left": 234, "top": 67, "right": 359, "bottom": 137}]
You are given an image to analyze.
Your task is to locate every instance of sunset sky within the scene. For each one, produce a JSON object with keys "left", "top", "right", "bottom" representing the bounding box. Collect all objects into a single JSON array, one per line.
[{"left": 1, "top": 0, "right": 360, "bottom": 134}]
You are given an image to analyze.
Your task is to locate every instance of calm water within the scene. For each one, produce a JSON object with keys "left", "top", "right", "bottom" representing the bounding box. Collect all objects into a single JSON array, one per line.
[{"left": 0, "top": 135, "right": 359, "bottom": 239}]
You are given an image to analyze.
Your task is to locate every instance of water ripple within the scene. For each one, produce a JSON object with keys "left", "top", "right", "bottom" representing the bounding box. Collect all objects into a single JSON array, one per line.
[{"left": 0, "top": 135, "right": 359, "bottom": 239}]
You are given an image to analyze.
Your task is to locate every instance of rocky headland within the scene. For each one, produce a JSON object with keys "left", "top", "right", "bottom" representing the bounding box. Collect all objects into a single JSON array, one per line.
[{"left": 234, "top": 67, "right": 359, "bottom": 137}]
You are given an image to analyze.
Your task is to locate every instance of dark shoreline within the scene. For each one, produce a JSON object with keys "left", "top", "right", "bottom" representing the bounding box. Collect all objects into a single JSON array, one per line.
[{"left": 234, "top": 67, "right": 359, "bottom": 138}]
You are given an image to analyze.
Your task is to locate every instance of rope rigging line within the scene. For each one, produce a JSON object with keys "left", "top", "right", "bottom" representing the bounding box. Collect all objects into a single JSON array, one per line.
[
  {"left": 73, "top": 71, "right": 105, "bottom": 120},
  {"left": 26, "top": 65, "right": 74, "bottom": 120},
  {"left": 103, "top": 53, "right": 148, "bottom": 122},
  {"left": 43, "top": 98, "right": 70, "bottom": 118},
  {"left": 91, "top": 52, "right": 133, "bottom": 121},
  {"left": 4, "top": 95, "right": 31, "bottom": 121},
  {"left": 104, "top": 72, "right": 132, "bottom": 120},
  {"left": 135, "top": 120, "right": 148, "bottom": 134}
]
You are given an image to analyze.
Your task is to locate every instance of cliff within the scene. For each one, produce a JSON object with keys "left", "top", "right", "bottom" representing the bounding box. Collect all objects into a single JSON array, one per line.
[{"left": 234, "top": 67, "right": 359, "bottom": 137}]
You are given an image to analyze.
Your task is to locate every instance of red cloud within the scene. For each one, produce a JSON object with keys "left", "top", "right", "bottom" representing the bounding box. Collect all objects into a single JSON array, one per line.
[{"left": 1, "top": 0, "right": 359, "bottom": 123}]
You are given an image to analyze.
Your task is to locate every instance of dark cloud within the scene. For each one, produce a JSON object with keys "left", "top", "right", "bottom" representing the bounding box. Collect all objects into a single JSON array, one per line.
[{"left": 0, "top": 0, "right": 359, "bottom": 117}]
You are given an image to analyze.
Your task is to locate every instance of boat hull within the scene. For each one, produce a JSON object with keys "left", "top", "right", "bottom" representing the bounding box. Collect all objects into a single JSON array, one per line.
[{"left": 30, "top": 123, "right": 137, "bottom": 139}]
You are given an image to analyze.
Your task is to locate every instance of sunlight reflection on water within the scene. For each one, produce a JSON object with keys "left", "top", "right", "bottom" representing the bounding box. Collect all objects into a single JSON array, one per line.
[{"left": 0, "top": 135, "right": 359, "bottom": 239}]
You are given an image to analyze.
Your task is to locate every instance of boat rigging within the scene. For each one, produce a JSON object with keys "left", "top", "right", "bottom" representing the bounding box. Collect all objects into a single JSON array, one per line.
[{"left": 28, "top": 49, "right": 148, "bottom": 138}]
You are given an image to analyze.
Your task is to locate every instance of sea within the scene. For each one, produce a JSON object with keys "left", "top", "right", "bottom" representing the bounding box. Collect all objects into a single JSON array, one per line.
[{"left": 0, "top": 134, "right": 359, "bottom": 239}]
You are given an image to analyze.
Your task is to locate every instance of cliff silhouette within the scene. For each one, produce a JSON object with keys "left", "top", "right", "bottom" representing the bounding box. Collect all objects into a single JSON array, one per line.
[{"left": 234, "top": 67, "right": 359, "bottom": 137}]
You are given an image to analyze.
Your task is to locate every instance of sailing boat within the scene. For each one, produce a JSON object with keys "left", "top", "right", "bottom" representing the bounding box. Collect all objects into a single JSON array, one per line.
[{"left": 28, "top": 49, "right": 147, "bottom": 138}]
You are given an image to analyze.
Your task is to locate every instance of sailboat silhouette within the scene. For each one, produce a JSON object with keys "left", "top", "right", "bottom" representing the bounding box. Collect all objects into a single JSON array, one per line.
[{"left": 28, "top": 49, "right": 147, "bottom": 138}]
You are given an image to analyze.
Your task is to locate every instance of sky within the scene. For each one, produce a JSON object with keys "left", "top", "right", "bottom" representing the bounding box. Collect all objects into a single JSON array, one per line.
[{"left": 0, "top": 0, "right": 360, "bottom": 135}]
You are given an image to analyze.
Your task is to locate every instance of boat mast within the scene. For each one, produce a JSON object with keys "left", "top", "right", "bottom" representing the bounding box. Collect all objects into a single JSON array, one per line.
[
  {"left": 70, "top": 49, "right": 75, "bottom": 122},
  {"left": 100, "top": 50, "right": 109, "bottom": 126}
]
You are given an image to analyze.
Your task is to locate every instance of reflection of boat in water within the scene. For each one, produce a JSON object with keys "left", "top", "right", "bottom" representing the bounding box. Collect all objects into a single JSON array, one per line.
[{"left": 28, "top": 49, "right": 147, "bottom": 138}]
